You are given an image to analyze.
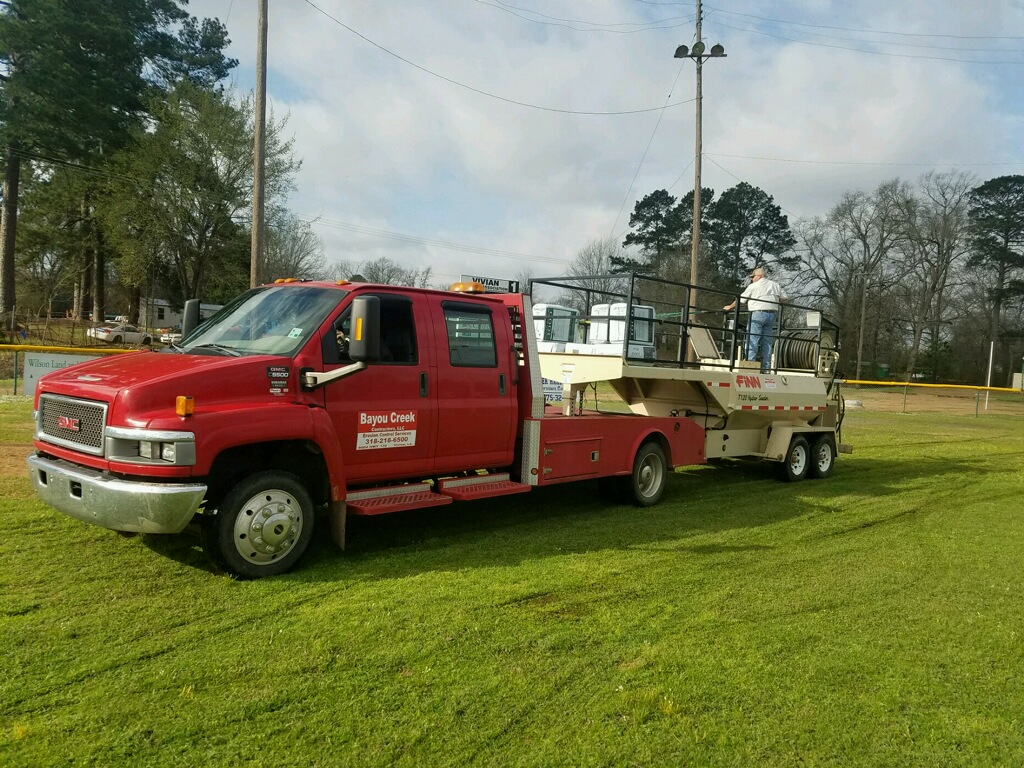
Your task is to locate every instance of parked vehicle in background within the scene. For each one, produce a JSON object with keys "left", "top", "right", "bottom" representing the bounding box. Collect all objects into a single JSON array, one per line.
[
  {"left": 86, "top": 323, "right": 153, "bottom": 345},
  {"left": 159, "top": 324, "right": 183, "bottom": 344}
]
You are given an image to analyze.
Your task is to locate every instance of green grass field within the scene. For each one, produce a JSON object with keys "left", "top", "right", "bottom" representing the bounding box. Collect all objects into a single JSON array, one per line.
[{"left": 3, "top": 399, "right": 1024, "bottom": 766}]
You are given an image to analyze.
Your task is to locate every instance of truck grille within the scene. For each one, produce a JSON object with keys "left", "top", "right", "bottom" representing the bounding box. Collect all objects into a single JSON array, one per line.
[{"left": 38, "top": 395, "right": 108, "bottom": 455}]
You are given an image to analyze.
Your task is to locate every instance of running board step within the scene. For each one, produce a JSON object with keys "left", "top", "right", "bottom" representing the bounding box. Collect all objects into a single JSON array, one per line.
[
  {"left": 437, "top": 473, "right": 532, "bottom": 501},
  {"left": 346, "top": 483, "right": 453, "bottom": 516}
]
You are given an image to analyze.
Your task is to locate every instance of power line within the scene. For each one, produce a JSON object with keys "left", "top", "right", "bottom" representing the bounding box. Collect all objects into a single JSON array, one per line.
[
  {"left": 608, "top": 62, "right": 687, "bottom": 237},
  {"left": 711, "top": 21, "right": 1024, "bottom": 64},
  {"left": 473, "top": 0, "right": 696, "bottom": 33},
  {"left": 702, "top": 153, "right": 801, "bottom": 221},
  {"left": 704, "top": 5, "right": 1024, "bottom": 42},
  {"left": 705, "top": 152, "right": 1024, "bottom": 168},
  {"left": 300, "top": 0, "right": 696, "bottom": 115}
]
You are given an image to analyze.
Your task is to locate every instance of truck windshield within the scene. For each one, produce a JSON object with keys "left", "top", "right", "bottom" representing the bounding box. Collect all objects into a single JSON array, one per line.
[{"left": 179, "top": 285, "right": 346, "bottom": 357}]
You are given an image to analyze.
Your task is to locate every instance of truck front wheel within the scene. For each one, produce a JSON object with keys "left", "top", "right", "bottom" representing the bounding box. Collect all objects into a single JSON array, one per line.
[{"left": 205, "top": 471, "right": 316, "bottom": 578}]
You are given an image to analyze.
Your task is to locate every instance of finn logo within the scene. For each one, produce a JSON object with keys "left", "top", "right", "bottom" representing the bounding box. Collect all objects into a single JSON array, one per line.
[
  {"left": 736, "top": 375, "right": 763, "bottom": 389},
  {"left": 57, "top": 415, "right": 81, "bottom": 431}
]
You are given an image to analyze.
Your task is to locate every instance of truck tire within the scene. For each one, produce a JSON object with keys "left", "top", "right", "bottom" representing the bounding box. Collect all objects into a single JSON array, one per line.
[
  {"left": 780, "top": 436, "right": 811, "bottom": 483},
  {"left": 629, "top": 442, "right": 667, "bottom": 507},
  {"left": 809, "top": 434, "right": 836, "bottom": 479},
  {"left": 205, "top": 471, "right": 315, "bottom": 578}
]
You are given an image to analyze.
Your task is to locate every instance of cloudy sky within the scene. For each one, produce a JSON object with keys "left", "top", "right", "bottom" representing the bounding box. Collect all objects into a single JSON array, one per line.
[{"left": 190, "top": 0, "right": 1024, "bottom": 285}]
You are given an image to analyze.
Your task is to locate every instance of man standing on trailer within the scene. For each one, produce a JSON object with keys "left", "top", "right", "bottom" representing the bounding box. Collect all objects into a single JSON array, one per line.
[{"left": 723, "top": 267, "right": 784, "bottom": 374}]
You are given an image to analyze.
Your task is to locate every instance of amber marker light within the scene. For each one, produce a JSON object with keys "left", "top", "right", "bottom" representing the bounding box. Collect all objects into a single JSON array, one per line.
[
  {"left": 449, "top": 281, "right": 486, "bottom": 293},
  {"left": 176, "top": 395, "right": 195, "bottom": 417}
]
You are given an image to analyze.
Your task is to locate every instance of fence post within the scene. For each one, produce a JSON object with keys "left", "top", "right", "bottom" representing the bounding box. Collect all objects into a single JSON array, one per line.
[
  {"left": 12, "top": 350, "right": 17, "bottom": 396},
  {"left": 902, "top": 382, "right": 908, "bottom": 413}
]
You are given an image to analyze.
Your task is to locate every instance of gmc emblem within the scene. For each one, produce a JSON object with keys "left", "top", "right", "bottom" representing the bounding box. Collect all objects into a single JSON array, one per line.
[{"left": 57, "top": 416, "right": 81, "bottom": 432}]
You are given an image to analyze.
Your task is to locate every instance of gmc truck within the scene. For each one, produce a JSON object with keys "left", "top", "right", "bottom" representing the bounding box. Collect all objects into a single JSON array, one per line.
[{"left": 27, "top": 273, "right": 847, "bottom": 577}]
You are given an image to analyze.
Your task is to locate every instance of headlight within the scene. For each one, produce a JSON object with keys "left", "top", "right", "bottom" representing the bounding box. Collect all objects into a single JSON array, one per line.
[{"left": 106, "top": 427, "right": 196, "bottom": 466}]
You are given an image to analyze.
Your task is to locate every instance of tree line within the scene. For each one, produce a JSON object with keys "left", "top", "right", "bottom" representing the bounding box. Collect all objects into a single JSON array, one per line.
[
  {"left": 0, "top": 0, "right": 327, "bottom": 327},
  {"left": 3, "top": 4, "right": 1020, "bottom": 386},
  {"left": 557, "top": 173, "right": 1023, "bottom": 387}
]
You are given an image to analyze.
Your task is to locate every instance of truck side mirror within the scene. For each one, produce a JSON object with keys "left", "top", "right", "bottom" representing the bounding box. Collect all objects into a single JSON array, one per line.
[
  {"left": 348, "top": 296, "right": 381, "bottom": 363},
  {"left": 182, "top": 299, "right": 200, "bottom": 338}
]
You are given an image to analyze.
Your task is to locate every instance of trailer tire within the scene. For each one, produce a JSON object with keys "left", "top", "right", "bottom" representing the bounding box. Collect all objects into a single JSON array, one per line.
[
  {"left": 809, "top": 434, "right": 836, "bottom": 479},
  {"left": 205, "top": 471, "right": 315, "bottom": 578},
  {"left": 629, "top": 442, "right": 667, "bottom": 507},
  {"left": 780, "top": 436, "right": 811, "bottom": 483}
]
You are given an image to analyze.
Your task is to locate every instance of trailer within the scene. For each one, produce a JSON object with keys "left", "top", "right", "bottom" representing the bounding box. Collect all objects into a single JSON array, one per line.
[{"left": 27, "top": 272, "right": 847, "bottom": 577}]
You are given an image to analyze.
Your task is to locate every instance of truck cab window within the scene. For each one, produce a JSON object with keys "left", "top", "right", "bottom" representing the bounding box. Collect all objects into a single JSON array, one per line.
[
  {"left": 443, "top": 305, "right": 497, "bottom": 367},
  {"left": 328, "top": 295, "right": 418, "bottom": 365}
]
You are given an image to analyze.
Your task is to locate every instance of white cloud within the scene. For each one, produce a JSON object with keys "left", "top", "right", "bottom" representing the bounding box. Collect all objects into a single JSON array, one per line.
[{"left": 192, "top": 0, "right": 1024, "bottom": 281}]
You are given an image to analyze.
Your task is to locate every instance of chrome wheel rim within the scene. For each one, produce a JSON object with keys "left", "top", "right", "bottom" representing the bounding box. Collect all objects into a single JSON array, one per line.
[
  {"left": 233, "top": 488, "right": 303, "bottom": 565},
  {"left": 637, "top": 455, "right": 663, "bottom": 497}
]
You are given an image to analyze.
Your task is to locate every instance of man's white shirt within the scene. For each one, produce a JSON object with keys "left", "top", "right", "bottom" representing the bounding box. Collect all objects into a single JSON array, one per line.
[{"left": 739, "top": 279, "right": 784, "bottom": 312}]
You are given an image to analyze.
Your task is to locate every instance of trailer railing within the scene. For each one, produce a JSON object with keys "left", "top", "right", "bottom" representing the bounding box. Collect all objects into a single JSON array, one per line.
[{"left": 528, "top": 272, "right": 841, "bottom": 377}]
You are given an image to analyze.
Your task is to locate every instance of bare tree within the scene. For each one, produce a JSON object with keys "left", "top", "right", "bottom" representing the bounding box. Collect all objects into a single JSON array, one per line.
[
  {"left": 893, "top": 171, "right": 974, "bottom": 380},
  {"left": 345, "top": 256, "right": 433, "bottom": 288},
  {"left": 553, "top": 236, "right": 628, "bottom": 312},
  {"left": 262, "top": 213, "right": 328, "bottom": 282},
  {"left": 795, "top": 180, "right": 909, "bottom": 378}
]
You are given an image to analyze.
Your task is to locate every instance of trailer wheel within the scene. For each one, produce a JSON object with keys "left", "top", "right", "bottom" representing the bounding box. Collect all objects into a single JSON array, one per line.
[
  {"left": 205, "top": 471, "right": 315, "bottom": 578},
  {"left": 629, "top": 442, "right": 667, "bottom": 506},
  {"left": 781, "top": 436, "right": 811, "bottom": 483},
  {"left": 809, "top": 434, "right": 836, "bottom": 479}
]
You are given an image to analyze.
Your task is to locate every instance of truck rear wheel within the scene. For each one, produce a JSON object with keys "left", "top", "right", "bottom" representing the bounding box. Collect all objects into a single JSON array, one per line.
[
  {"left": 780, "top": 436, "right": 810, "bottom": 483},
  {"left": 629, "top": 442, "right": 667, "bottom": 507},
  {"left": 809, "top": 434, "right": 836, "bottom": 479},
  {"left": 205, "top": 471, "right": 315, "bottom": 578}
]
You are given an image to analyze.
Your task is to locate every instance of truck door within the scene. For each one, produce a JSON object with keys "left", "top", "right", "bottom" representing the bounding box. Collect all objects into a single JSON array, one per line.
[
  {"left": 321, "top": 292, "right": 437, "bottom": 484},
  {"left": 430, "top": 299, "right": 516, "bottom": 472}
]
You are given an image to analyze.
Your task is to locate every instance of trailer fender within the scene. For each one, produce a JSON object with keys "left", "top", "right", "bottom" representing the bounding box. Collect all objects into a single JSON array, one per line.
[
  {"left": 765, "top": 424, "right": 797, "bottom": 461},
  {"left": 765, "top": 423, "right": 830, "bottom": 462}
]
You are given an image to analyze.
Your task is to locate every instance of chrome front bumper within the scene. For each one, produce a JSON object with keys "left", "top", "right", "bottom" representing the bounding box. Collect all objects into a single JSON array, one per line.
[{"left": 27, "top": 453, "right": 207, "bottom": 534}]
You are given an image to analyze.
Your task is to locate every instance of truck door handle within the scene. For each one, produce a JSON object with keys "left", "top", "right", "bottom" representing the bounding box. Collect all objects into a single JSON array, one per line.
[
  {"left": 420, "top": 372, "right": 429, "bottom": 398},
  {"left": 499, "top": 373, "right": 506, "bottom": 396}
]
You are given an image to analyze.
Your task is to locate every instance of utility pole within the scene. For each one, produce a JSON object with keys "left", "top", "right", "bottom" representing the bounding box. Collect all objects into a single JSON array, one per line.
[
  {"left": 691, "top": 2, "right": 704, "bottom": 294},
  {"left": 674, "top": 1, "right": 725, "bottom": 303},
  {"left": 251, "top": 0, "right": 268, "bottom": 289}
]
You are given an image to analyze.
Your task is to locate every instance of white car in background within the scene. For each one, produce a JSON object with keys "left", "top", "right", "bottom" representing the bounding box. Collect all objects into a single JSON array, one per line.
[{"left": 86, "top": 323, "right": 153, "bottom": 345}]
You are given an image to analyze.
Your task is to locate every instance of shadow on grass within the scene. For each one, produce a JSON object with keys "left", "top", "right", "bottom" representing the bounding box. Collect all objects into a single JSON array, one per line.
[{"left": 138, "top": 450, "right": 989, "bottom": 581}]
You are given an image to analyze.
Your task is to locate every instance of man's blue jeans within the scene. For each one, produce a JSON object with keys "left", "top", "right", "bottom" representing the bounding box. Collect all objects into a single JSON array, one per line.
[{"left": 746, "top": 310, "right": 777, "bottom": 370}]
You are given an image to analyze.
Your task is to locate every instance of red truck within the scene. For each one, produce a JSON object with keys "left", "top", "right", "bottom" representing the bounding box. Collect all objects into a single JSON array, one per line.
[{"left": 27, "top": 274, "right": 845, "bottom": 577}]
